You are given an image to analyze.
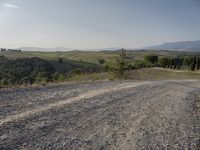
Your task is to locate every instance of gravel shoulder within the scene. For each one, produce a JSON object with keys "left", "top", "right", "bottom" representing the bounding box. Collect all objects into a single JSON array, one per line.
[{"left": 0, "top": 80, "right": 200, "bottom": 149}]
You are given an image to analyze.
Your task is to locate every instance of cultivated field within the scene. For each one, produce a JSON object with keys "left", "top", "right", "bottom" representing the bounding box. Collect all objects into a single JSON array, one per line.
[{"left": 0, "top": 80, "right": 200, "bottom": 149}]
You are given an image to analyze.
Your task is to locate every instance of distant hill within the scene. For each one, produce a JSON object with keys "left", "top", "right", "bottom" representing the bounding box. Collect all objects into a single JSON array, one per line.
[
  {"left": 19, "top": 47, "right": 72, "bottom": 51},
  {"left": 19, "top": 47, "right": 124, "bottom": 52},
  {"left": 16, "top": 40, "right": 200, "bottom": 52},
  {"left": 142, "top": 40, "right": 200, "bottom": 52}
]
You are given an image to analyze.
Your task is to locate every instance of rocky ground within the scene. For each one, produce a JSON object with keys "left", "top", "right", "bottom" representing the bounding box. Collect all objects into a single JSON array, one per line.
[{"left": 0, "top": 80, "right": 200, "bottom": 149}]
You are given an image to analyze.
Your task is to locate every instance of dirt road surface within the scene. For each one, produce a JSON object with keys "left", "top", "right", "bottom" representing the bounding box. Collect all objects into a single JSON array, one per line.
[{"left": 0, "top": 80, "right": 200, "bottom": 149}]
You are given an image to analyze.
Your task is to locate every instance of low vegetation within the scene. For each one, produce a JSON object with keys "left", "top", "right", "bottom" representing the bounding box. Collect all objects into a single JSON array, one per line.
[
  {"left": 126, "top": 68, "right": 200, "bottom": 80},
  {"left": 0, "top": 56, "right": 54, "bottom": 86},
  {"left": 0, "top": 55, "right": 101, "bottom": 87},
  {"left": 0, "top": 49, "right": 199, "bottom": 88}
]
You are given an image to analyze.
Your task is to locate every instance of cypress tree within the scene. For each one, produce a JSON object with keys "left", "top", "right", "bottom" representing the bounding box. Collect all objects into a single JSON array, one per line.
[
  {"left": 170, "top": 59, "right": 173, "bottom": 69},
  {"left": 177, "top": 58, "right": 182, "bottom": 69},
  {"left": 197, "top": 57, "right": 200, "bottom": 70},
  {"left": 191, "top": 57, "right": 196, "bottom": 71},
  {"left": 171, "top": 59, "right": 175, "bottom": 69},
  {"left": 166, "top": 59, "right": 169, "bottom": 68},
  {"left": 174, "top": 58, "right": 177, "bottom": 69}
]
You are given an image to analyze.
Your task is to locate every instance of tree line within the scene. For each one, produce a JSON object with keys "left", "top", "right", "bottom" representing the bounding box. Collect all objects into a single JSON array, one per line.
[
  {"left": 1, "top": 48, "right": 21, "bottom": 52},
  {"left": 159, "top": 56, "right": 200, "bottom": 71}
]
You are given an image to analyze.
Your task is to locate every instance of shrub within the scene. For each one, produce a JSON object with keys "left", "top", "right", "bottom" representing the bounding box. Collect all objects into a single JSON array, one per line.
[
  {"left": 57, "top": 74, "right": 66, "bottom": 82},
  {"left": 112, "top": 49, "right": 129, "bottom": 79},
  {"left": 58, "top": 57, "right": 63, "bottom": 63},
  {"left": 144, "top": 55, "right": 158, "bottom": 64},
  {"left": 98, "top": 58, "right": 105, "bottom": 65}
]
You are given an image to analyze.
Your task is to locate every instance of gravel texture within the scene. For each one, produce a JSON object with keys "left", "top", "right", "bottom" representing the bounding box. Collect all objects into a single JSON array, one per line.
[{"left": 0, "top": 80, "right": 200, "bottom": 149}]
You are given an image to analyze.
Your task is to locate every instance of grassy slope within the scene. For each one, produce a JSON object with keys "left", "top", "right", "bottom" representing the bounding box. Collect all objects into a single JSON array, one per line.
[
  {"left": 63, "top": 68, "right": 200, "bottom": 82},
  {"left": 1, "top": 50, "right": 200, "bottom": 80},
  {"left": 126, "top": 68, "right": 200, "bottom": 80}
]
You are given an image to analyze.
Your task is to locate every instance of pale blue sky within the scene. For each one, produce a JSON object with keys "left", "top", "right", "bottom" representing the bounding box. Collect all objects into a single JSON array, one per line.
[{"left": 0, "top": 0, "right": 200, "bottom": 49}]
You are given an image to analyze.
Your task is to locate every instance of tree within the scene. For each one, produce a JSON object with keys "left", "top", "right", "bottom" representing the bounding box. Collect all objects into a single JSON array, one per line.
[
  {"left": 170, "top": 59, "right": 173, "bottom": 69},
  {"left": 167, "top": 59, "right": 171, "bottom": 68},
  {"left": 144, "top": 55, "right": 158, "bottom": 64},
  {"left": 177, "top": 58, "right": 183, "bottom": 69},
  {"left": 159, "top": 57, "right": 168, "bottom": 68},
  {"left": 98, "top": 58, "right": 105, "bottom": 65},
  {"left": 191, "top": 57, "right": 196, "bottom": 71},
  {"left": 113, "top": 48, "right": 129, "bottom": 79},
  {"left": 197, "top": 57, "right": 200, "bottom": 70},
  {"left": 58, "top": 57, "right": 63, "bottom": 63}
]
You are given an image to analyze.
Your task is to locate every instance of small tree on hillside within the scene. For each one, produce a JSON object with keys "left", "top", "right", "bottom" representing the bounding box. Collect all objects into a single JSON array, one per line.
[{"left": 112, "top": 48, "right": 129, "bottom": 79}]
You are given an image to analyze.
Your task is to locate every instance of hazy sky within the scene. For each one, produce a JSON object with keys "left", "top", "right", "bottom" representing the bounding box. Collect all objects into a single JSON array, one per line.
[{"left": 0, "top": 0, "right": 200, "bottom": 49}]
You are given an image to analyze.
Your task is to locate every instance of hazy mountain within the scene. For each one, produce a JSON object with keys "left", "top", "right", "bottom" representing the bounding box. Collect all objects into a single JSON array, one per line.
[
  {"left": 142, "top": 40, "right": 200, "bottom": 52},
  {"left": 18, "top": 47, "right": 124, "bottom": 52},
  {"left": 18, "top": 41, "right": 200, "bottom": 52},
  {"left": 89, "top": 47, "right": 123, "bottom": 51},
  {"left": 19, "top": 47, "right": 72, "bottom": 51}
]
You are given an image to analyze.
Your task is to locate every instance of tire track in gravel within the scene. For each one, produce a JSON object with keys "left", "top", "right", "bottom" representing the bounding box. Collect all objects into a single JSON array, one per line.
[{"left": 0, "top": 81, "right": 151, "bottom": 126}]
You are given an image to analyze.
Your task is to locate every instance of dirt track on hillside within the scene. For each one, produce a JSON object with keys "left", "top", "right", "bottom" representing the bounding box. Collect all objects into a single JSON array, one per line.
[{"left": 0, "top": 80, "right": 200, "bottom": 149}]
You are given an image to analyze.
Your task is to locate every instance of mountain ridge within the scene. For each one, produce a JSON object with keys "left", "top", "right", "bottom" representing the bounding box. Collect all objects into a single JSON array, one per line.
[{"left": 17, "top": 40, "right": 200, "bottom": 52}]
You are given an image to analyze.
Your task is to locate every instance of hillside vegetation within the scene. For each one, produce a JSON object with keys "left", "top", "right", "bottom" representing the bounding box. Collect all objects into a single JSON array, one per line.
[
  {"left": 1, "top": 50, "right": 199, "bottom": 64},
  {"left": 0, "top": 55, "right": 101, "bottom": 87},
  {"left": 0, "top": 50, "right": 200, "bottom": 87}
]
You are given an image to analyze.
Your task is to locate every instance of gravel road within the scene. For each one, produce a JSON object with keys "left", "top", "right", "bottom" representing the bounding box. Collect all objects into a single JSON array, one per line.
[{"left": 0, "top": 80, "right": 200, "bottom": 150}]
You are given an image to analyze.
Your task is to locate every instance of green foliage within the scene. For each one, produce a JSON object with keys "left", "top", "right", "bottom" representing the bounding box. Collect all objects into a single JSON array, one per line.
[
  {"left": 98, "top": 58, "right": 106, "bottom": 65},
  {"left": 183, "top": 56, "right": 193, "bottom": 67},
  {"left": 133, "top": 62, "right": 145, "bottom": 69},
  {"left": 159, "top": 57, "right": 168, "bottom": 68},
  {"left": 159, "top": 57, "right": 184, "bottom": 69},
  {"left": 58, "top": 57, "right": 63, "bottom": 63},
  {"left": 111, "top": 49, "right": 129, "bottom": 79},
  {"left": 0, "top": 57, "right": 54, "bottom": 85},
  {"left": 159, "top": 56, "right": 200, "bottom": 71},
  {"left": 144, "top": 55, "right": 158, "bottom": 64},
  {"left": 70, "top": 69, "right": 82, "bottom": 76},
  {"left": 57, "top": 74, "right": 66, "bottom": 82},
  {"left": 0, "top": 55, "right": 103, "bottom": 87},
  {"left": 197, "top": 57, "right": 200, "bottom": 70},
  {"left": 52, "top": 72, "right": 66, "bottom": 82},
  {"left": 35, "top": 72, "right": 48, "bottom": 83},
  {"left": 191, "top": 57, "right": 196, "bottom": 71},
  {"left": 51, "top": 59, "right": 101, "bottom": 74}
]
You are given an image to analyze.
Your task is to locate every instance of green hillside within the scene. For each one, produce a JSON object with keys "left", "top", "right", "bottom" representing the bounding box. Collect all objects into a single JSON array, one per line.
[{"left": 1, "top": 50, "right": 199, "bottom": 64}]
